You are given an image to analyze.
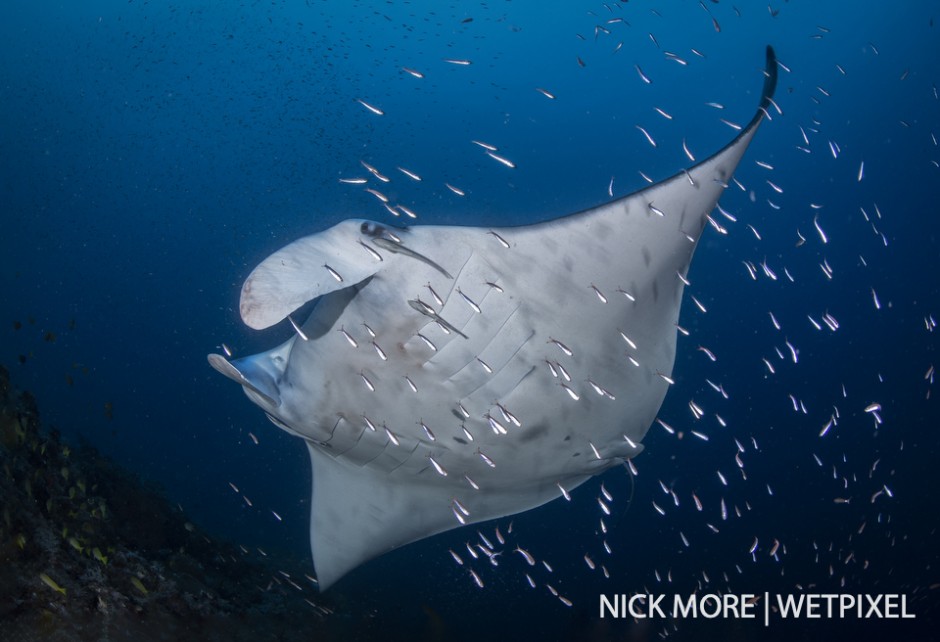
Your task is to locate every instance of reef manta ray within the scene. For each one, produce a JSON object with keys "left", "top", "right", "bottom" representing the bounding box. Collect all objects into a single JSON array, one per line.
[{"left": 209, "top": 46, "right": 777, "bottom": 590}]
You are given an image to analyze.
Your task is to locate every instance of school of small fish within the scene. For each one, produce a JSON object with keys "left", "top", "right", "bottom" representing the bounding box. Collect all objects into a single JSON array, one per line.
[{"left": 213, "top": 1, "right": 937, "bottom": 632}]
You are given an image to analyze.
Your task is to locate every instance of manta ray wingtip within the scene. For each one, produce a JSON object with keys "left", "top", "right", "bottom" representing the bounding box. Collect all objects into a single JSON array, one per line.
[{"left": 761, "top": 45, "right": 778, "bottom": 107}]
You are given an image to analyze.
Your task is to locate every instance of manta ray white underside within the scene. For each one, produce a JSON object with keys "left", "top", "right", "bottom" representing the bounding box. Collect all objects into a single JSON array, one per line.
[{"left": 209, "top": 46, "right": 777, "bottom": 590}]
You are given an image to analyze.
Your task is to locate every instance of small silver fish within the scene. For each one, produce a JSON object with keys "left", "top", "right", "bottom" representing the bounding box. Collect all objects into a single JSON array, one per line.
[
  {"left": 356, "top": 99, "right": 384, "bottom": 115},
  {"left": 372, "top": 238, "right": 452, "bottom": 278},
  {"left": 636, "top": 125, "right": 657, "bottom": 147},
  {"left": 486, "top": 151, "right": 516, "bottom": 168},
  {"left": 429, "top": 456, "right": 447, "bottom": 477},
  {"left": 407, "top": 299, "right": 468, "bottom": 339},
  {"left": 515, "top": 547, "right": 536, "bottom": 566}
]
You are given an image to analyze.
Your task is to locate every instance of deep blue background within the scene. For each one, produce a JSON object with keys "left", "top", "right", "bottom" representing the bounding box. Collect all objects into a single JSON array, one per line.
[{"left": 2, "top": 1, "right": 939, "bottom": 639}]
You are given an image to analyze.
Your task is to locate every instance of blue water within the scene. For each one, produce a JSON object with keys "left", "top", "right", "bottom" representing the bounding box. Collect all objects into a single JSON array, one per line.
[{"left": 2, "top": 1, "right": 939, "bottom": 639}]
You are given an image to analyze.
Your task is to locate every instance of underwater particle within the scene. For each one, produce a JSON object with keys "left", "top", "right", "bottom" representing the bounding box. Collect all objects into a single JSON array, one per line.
[{"left": 39, "top": 573, "right": 66, "bottom": 596}]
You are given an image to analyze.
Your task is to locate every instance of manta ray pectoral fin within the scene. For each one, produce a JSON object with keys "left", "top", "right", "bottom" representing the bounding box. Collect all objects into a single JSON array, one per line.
[
  {"left": 701, "top": 45, "right": 777, "bottom": 172},
  {"left": 306, "top": 442, "right": 461, "bottom": 590},
  {"left": 604, "top": 44, "right": 776, "bottom": 267},
  {"left": 732, "top": 45, "right": 777, "bottom": 149},
  {"left": 684, "top": 45, "right": 777, "bottom": 191},
  {"left": 239, "top": 219, "right": 387, "bottom": 330}
]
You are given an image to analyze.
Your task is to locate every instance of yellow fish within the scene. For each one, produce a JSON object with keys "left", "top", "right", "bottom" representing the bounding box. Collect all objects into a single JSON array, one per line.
[
  {"left": 130, "top": 577, "right": 148, "bottom": 595},
  {"left": 92, "top": 547, "right": 108, "bottom": 565},
  {"left": 39, "top": 573, "right": 66, "bottom": 596}
]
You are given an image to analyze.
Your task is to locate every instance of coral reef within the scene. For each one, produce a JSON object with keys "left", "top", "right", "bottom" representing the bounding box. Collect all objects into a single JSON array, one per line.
[{"left": 0, "top": 365, "right": 344, "bottom": 641}]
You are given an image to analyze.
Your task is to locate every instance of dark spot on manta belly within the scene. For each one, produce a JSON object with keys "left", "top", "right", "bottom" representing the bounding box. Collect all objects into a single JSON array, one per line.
[
  {"left": 593, "top": 221, "right": 613, "bottom": 239},
  {"left": 360, "top": 221, "right": 387, "bottom": 237},
  {"left": 517, "top": 422, "right": 548, "bottom": 443}
]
